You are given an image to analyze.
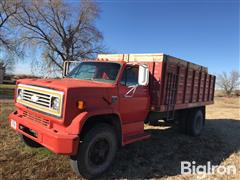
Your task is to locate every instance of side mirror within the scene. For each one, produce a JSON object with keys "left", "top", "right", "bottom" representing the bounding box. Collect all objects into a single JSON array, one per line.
[
  {"left": 138, "top": 64, "right": 149, "bottom": 86},
  {"left": 63, "top": 61, "right": 81, "bottom": 77}
]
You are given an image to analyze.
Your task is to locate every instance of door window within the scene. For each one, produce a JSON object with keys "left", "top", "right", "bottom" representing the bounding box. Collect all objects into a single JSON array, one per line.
[{"left": 120, "top": 66, "right": 138, "bottom": 86}]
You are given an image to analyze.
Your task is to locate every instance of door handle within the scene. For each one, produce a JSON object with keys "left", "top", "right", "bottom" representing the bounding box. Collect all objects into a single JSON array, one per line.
[{"left": 111, "top": 96, "right": 118, "bottom": 104}]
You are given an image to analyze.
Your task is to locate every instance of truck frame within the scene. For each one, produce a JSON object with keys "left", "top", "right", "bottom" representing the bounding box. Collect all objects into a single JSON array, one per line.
[{"left": 8, "top": 53, "right": 215, "bottom": 178}]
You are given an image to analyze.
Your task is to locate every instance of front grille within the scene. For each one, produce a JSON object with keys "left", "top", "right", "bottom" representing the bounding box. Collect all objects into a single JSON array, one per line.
[
  {"left": 23, "top": 111, "right": 50, "bottom": 127},
  {"left": 17, "top": 84, "right": 64, "bottom": 117},
  {"left": 22, "top": 89, "right": 51, "bottom": 108}
]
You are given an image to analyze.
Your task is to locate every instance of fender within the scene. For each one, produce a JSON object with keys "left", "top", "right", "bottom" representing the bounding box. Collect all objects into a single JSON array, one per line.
[{"left": 66, "top": 108, "right": 122, "bottom": 135}]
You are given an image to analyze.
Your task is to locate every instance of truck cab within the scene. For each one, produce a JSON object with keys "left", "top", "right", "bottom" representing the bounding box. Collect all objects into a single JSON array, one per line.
[
  {"left": 8, "top": 59, "right": 151, "bottom": 178},
  {"left": 8, "top": 53, "right": 215, "bottom": 178}
]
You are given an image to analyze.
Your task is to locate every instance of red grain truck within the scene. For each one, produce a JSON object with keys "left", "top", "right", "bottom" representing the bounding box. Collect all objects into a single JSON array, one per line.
[{"left": 8, "top": 53, "right": 215, "bottom": 178}]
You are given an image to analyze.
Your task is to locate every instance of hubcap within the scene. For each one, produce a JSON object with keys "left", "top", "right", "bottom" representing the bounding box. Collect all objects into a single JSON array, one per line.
[{"left": 88, "top": 138, "right": 110, "bottom": 166}]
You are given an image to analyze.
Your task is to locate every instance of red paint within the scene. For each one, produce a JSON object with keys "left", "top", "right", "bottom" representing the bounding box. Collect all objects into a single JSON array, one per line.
[{"left": 8, "top": 55, "right": 215, "bottom": 155}]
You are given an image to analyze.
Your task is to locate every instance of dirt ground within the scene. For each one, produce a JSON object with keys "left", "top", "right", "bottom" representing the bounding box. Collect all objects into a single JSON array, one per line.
[{"left": 0, "top": 97, "right": 240, "bottom": 180}]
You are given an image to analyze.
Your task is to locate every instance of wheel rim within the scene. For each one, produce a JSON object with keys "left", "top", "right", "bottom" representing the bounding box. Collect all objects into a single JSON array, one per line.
[{"left": 88, "top": 138, "right": 110, "bottom": 166}]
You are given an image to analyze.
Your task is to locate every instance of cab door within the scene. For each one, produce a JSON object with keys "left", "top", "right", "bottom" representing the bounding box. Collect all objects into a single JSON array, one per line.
[{"left": 118, "top": 65, "right": 150, "bottom": 126}]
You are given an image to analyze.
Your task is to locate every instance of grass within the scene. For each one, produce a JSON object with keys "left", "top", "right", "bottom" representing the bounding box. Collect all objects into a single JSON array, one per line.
[
  {"left": 0, "top": 84, "right": 15, "bottom": 99},
  {"left": 0, "top": 84, "right": 16, "bottom": 89},
  {"left": 0, "top": 97, "right": 239, "bottom": 179}
]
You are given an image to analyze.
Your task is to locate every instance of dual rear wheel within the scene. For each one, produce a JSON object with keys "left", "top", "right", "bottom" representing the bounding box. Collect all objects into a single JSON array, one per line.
[{"left": 178, "top": 108, "right": 205, "bottom": 136}]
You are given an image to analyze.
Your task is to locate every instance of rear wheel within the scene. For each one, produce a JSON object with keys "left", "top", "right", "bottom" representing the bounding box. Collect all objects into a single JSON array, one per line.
[
  {"left": 187, "top": 109, "right": 204, "bottom": 136},
  {"left": 70, "top": 123, "right": 117, "bottom": 179},
  {"left": 177, "top": 110, "right": 188, "bottom": 134},
  {"left": 21, "top": 135, "right": 42, "bottom": 148},
  {"left": 177, "top": 108, "right": 205, "bottom": 136}
]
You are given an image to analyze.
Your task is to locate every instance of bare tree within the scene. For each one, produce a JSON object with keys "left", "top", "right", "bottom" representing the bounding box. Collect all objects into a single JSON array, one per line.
[
  {"left": 217, "top": 70, "right": 240, "bottom": 96},
  {"left": 0, "top": 0, "right": 22, "bottom": 49},
  {"left": 0, "top": 0, "right": 22, "bottom": 73},
  {"left": 0, "top": 56, "right": 14, "bottom": 73},
  {"left": 13, "top": 0, "right": 104, "bottom": 75}
]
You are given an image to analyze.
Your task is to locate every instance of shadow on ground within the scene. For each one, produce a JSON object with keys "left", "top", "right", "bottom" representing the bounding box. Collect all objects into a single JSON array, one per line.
[
  {"left": 101, "top": 119, "right": 240, "bottom": 179},
  {"left": 1, "top": 103, "right": 239, "bottom": 180}
]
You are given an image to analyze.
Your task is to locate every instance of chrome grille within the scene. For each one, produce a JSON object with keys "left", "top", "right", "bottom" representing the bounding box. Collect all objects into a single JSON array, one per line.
[
  {"left": 22, "top": 89, "right": 51, "bottom": 108},
  {"left": 17, "top": 84, "right": 64, "bottom": 117}
]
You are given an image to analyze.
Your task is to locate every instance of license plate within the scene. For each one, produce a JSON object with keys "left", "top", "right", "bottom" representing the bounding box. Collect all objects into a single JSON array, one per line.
[{"left": 10, "top": 119, "right": 17, "bottom": 129}]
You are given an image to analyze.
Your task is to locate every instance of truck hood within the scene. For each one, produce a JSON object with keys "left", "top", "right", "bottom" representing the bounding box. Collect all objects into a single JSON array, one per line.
[
  {"left": 16, "top": 78, "right": 117, "bottom": 126},
  {"left": 17, "top": 78, "right": 115, "bottom": 91}
]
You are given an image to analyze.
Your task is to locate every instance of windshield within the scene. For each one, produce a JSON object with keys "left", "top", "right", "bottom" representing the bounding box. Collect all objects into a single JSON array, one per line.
[{"left": 67, "top": 62, "right": 121, "bottom": 84}]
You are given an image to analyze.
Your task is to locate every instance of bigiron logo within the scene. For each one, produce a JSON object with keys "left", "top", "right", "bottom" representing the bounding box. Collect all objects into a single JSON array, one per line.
[{"left": 181, "top": 161, "right": 237, "bottom": 179}]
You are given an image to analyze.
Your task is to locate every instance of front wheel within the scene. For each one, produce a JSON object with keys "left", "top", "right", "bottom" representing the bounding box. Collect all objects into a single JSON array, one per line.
[{"left": 70, "top": 123, "right": 117, "bottom": 179}]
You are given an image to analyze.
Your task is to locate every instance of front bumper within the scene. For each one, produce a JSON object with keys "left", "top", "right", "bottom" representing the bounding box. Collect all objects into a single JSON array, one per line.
[{"left": 8, "top": 111, "right": 79, "bottom": 155}]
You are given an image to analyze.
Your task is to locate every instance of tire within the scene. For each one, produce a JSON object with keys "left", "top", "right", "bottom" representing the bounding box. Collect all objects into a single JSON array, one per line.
[
  {"left": 21, "top": 135, "right": 42, "bottom": 148},
  {"left": 177, "top": 110, "right": 188, "bottom": 134},
  {"left": 148, "top": 118, "right": 158, "bottom": 126},
  {"left": 187, "top": 109, "right": 205, "bottom": 136},
  {"left": 70, "top": 123, "right": 117, "bottom": 179}
]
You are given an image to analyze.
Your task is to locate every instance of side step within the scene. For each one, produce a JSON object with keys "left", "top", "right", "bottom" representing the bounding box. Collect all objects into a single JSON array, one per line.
[{"left": 124, "top": 132, "right": 150, "bottom": 145}]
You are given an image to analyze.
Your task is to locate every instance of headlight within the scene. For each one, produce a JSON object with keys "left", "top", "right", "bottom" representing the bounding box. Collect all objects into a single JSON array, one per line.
[
  {"left": 51, "top": 97, "right": 60, "bottom": 110},
  {"left": 17, "top": 89, "right": 23, "bottom": 100}
]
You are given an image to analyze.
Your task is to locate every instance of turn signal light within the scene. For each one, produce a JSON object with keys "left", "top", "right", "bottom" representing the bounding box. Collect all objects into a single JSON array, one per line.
[{"left": 77, "top": 101, "right": 85, "bottom": 110}]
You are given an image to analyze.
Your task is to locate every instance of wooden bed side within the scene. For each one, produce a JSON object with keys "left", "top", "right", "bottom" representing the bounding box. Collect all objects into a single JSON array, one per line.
[{"left": 156, "top": 54, "right": 215, "bottom": 112}]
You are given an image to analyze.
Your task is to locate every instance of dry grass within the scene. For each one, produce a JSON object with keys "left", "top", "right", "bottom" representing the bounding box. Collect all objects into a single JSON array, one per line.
[
  {"left": 0, "top": 97, "right": 239, "bottom": 179},
  {"left": 0, "top": 84, "right": 15, "bottom": 99}
]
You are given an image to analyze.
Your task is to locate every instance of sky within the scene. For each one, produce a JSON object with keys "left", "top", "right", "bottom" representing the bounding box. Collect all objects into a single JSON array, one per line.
[{"left": 15, "top": 0, "right": 239, "bottom": 75}]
